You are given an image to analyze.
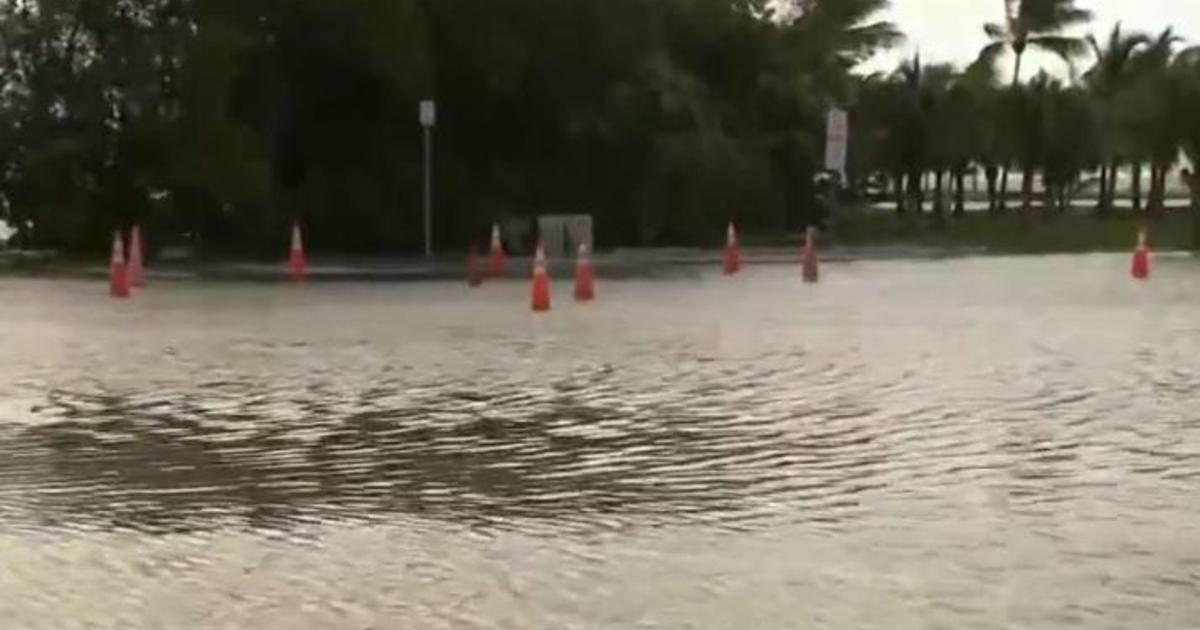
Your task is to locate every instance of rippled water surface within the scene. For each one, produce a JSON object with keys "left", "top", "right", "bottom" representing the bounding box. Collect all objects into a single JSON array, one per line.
[{"left": 3, "top": 254, "right": 1200, "bottom": 629}]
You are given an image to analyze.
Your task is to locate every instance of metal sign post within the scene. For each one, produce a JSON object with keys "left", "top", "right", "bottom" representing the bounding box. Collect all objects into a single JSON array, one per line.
[{"left": 419, "top": 100, "right": 436, "bottom": 259}]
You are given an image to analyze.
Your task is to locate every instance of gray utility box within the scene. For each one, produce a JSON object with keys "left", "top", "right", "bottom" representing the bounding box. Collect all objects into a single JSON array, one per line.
[{"left": 538, "top": 215, "right": 593, "bottom": 257}]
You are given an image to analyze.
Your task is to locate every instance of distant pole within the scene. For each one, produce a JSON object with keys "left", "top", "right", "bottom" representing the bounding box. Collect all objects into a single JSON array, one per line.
[
  {"left": 420, "top": 100, "right": 436, "bottom": 259},
  {"left": 828, "top": 173, "right": 840, "bottom": 231},
  {"left": 423, "top": 126, "right": 432, "bottom": 258}
]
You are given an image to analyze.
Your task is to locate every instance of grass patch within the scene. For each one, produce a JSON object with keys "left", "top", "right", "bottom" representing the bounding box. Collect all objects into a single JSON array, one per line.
[{"left": 833, "top": 209, "right": 1199, "bottom": 253}]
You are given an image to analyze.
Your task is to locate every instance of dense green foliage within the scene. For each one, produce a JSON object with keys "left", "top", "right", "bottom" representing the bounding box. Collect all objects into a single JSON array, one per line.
[
  {"left": 0, "top": 0, "right": 1197, "bottom": 254},
  {"left": 0, "top": 0, "right": 897, "bottom": 253}
]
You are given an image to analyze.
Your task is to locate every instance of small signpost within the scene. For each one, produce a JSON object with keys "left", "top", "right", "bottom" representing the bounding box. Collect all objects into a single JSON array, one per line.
[
  {"left": 823, "top": 107, "right": 848, "bottom": 229},
  {"left": 419, "top": 100, "right": 436, "bottom": 258},
  {"left": 825, "top": 107, "right": 848, "bottom": 179}
]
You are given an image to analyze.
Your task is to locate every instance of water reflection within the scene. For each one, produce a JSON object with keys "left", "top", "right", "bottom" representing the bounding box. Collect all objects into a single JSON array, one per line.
[{"left": 11, "top": 356, "right": 891, "bottom": 533}]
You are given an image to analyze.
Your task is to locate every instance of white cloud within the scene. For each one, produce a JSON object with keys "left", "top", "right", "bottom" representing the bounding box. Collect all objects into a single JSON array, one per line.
[{"left": 860, "top": 0, "right": 1199, "bottom": 77}]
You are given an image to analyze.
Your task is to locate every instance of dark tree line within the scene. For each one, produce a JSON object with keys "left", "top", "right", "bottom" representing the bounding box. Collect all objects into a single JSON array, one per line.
[
  {"left": 3, "top": 0, "right": 1197, "bottom": 255},
  {"left": 0, "top": 0, "right": 897, "bottom": 254},
  {"left": 849, "top": 0, "right": 1200, "bottom": 237}
]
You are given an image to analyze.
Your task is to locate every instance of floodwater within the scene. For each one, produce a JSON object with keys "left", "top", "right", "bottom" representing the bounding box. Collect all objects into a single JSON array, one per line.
[{"left": 2, "top": 255, "right": 1199, "bottom": 629}]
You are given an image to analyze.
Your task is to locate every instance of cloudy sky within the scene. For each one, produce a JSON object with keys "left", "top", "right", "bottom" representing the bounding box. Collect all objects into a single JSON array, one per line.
[{"left": 860, "top": 0, "right": 1198, "bottom": 76}]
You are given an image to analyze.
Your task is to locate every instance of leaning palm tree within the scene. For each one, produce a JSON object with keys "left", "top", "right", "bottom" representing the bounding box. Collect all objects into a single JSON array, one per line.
[
  {"left": 978, "top": 0, "right": 1092, "bottom": 210},
  {"left": 980, "top": 0, "right": 1094, "bottom": 86},
  {"left": 779, "top": 0, "right": 903, "bottom": 99},
  {"left": 1084, "top": 24, "right": 1150, "bottom": 214}
]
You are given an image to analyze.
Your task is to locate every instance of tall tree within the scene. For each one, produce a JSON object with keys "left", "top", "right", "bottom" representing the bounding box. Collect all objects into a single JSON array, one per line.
[
  {"left": 1171, "top": 47, "right": 1200, "bottom": 245},
  {"left": 1039, "top": 82, "right": 1100, "bottom": 212},
  {"left": 0, "top": 0, "right": 905, "bottom": 252},
  {"left": 978, "top": 0, "right": 1091, "bottom": 211},
  {"left": 1084, "top": 24, "right": 1149, "bottom": 215},
  {"left": 1121, "top": 29, "right": 1183, "bottom": 215}
]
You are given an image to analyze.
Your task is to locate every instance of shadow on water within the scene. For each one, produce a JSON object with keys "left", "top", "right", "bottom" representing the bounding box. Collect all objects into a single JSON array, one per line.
[{"left": 5, "top": 357, "right": 889, "bottom": 534}]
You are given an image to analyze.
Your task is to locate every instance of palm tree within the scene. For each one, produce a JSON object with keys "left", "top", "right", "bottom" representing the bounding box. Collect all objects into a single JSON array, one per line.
[
  {"left": 1012, "top": 73, "right": 1052, "bottom": 211},
  {"left": 1172, "top": 48, "right": 1200, "bottom": 245},
  {"left": 919, "top": 63, "right": 959, "bottom": 218},
  {"left": 778, "top": 0, "right": 903, "bottom": 100},
  {"left": 893, "top": 55, "right": 928, "bottom": 214},
  {"left": 1122, "top": 29, "right": 1183, "bottom": 214},
  {"left": 978, "top": 0, "right": 1092, "bottom": 210},
  {"left": 941, "top": 71, "right": 987, "bottom": 217},
  {"left": 980, "top": 0, "right": 1094, "bottom": 85},
  {"left": 1040, "top": 83, "right": 1101, "bottom": 212},
  {"left": 1084, "top": 24, "right": 1149, "bottom": 215},
  {"left": 852, "top": 71, "right": 912, "bottom": 214},
  {"left": 957, "top": 60, "right": 1004, "bottom": 212},
  {"left": 854, "top": 57, "right": 996, "bottom": 217}
]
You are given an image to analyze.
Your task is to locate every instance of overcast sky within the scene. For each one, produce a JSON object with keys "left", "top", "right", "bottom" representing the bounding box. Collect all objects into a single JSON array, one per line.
[{"left": 860, "top": 0, "right": 1198, "bottom": 76}]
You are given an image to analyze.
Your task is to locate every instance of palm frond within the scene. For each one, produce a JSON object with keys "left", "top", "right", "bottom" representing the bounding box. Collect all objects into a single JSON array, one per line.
[
  {"left": 1084, "top": 25, "right": 1151, "bottom": 93},
  {"left": 1029, "top": 35, "right": 1088, "bottom": 62},
  {"left": 963, "top": 56, "right": 1000, "bottom": 86},
  {"left": 1052, "top": 7, "right": 1092, "bottom": 29},
  {"left": 984, "top": 22, "right": 1008, "bottom": 41},
  {"left": 976, "top": 40, "right": 1009, "bottom": 69},
  {"left": 1133, "top": 28, "right": 1183, "bottom": 71},
  {"left": 1085, "top": 33, "right": 1101, "bottom": 63},
  {"left": 1175, "top": 46, "right": 1200, "bottom": 68},
  {"left": 1117, "top": 34, "right": 1153, "bottom": 60},
  {"left": 1018, "top": 0, "right": 1092, "bottom": 35},
  {"left": 841, "top": 20, "right": 905, "bottom": 55}
]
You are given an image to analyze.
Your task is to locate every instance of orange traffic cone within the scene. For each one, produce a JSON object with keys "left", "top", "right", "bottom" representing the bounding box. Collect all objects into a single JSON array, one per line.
[
  {"left": 109, "top": 231, "right": 130, "bottom": 299},
  {"left": 127, "top": 225, "right": 145, "bottom": 288},
  {"left": 723, "top": 222, "right": 741, "bottom": 275},
  {"left": 574, "top": 242, "right": 596, "bottom": 302},
  {"left": 802, "top": 226, "right": 820, "bottom": 284},
  {"left": 531, "top": 243, "right": 551, "bottom": 312},
  {"left": 489, "top": 223, "right": 507, "bottom": 277},
  {"left": 1132, "top": 225, "right": 1150, "bottom": 280},
  {"left": 467, "top": 244, "right": 483, "bottom": 287},
  {"left": 289, "top": 222, "right": 306, "bottom": 281}
]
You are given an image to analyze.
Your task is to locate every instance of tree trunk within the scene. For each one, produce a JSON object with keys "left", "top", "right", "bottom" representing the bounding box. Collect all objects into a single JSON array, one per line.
[
  {"left": 985, "top": 164, "right": 998, "bottom": 213},
  {"left": 1159, "top": 166, "right": 1167, "bottom": 214},
  {"left": 954, "top": 168, "right": 967, "bottom": 216},
  {"left": 1146, "top": 165, "right": 1156, "bottom": 214},
  {"left": 1193, "top": 189, "right": 1200, "bottom": 250},
  {"left": 1148, "top": 165, "right": 1164, "bottom": 215},
  {"left": 1107, "top": 161, "right": 1120, "bottom": 211},
  {"left": 1185, "top": 169, "right": 1200, "bottom": 249},
  {"left": 894, "top": 173, "right": 906, "bottom": 215},
  {"left": 998, "top": 163, "right": 1010, "bottom": 212},
  {"left": 1097, "top": 165, "right": 1110, "bottom": 215},
  {"left": 1021, "top": 169, "right": 1034, "bottom": 212},
  {"left": 933, "top": 170, "right": 945, "bottom": 217},
  {"left": 1157, "top": 166, "right": 1166, "bottom": 214},
  {"left": 1157, "top": 166, "right": 1169, "bottom": 216},
  {"left": 1131, "top": 163, "right": 1143, "bottom": 211},
  {"left": 998, "top": 53, "right": 1023, "bottom": 214},
  {"left": 1042, "top": 175, "right": 1055, "bottom": 215},
  {"left": 906, "top": 170, "right": 923, "bottom": 214}
]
